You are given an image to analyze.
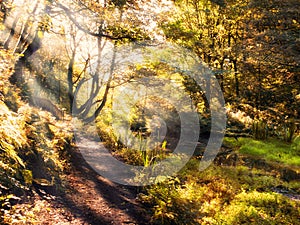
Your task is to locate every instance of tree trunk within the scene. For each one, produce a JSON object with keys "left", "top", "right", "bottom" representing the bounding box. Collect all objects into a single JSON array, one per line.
[
  {"left": 233, "top": 59, "right": 239, "bottom": 98},
  {"left": 68, "top": 50, "right": 75, "bottom": 112},
  {"left": 16, "top": 0, "right": 40, "bottom": 52},
  {"left": 83, "top": 42, "right": 117, "bottom": 123},
  {"left": 3, "top": 15, "right": 19, "bottom": 49},
  {"left": 9, "top": 30, "right": 41, "bottom": 99}
]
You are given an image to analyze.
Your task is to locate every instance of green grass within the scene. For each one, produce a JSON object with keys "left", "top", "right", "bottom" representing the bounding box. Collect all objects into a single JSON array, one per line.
[{"left": 223, "top": 137, "right": 300, "bottom": 166}]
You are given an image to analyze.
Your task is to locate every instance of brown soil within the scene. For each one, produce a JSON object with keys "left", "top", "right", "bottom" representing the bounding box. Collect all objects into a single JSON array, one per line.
[
  {"left": 4, "top": 141, "right": 150, "bottom": 225},
  {"left": 59, "top": 144, "right": 150, "bottom": 225}
]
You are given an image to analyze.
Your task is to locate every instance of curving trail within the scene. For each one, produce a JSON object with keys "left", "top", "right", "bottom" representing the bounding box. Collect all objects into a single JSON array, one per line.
[
  {"left": 58, "top": 135, "right": 150, "bottom": 225},
  {"left": 12, "top": 135, "right": 151, "bottom": 225}
]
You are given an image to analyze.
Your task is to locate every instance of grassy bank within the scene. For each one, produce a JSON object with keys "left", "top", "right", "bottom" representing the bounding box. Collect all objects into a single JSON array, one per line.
[
  {"left": 224, "top": 137, "right": 300, "bottom": 166},
  {"left": 139, "top": 137, "right": 300, "bottom": 224}
]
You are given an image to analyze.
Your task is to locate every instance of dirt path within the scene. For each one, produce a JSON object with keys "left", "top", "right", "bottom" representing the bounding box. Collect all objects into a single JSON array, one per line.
[
  {"left": 57, "top": 135, "right": 150, "bottom": 225},
  {"left": 7, "top": 136, "right": 150, "bottom": 225}
]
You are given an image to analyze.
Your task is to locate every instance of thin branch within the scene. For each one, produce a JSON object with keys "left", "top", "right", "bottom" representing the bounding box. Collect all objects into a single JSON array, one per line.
[
  {"left": 73, "top": 56, "right": 90, "bottom": 85},
  {"left": 110, "top": 78, "right": 134, "bottom": 88},
  {"left": 55, "top": 2, "right": 136, "bottom": 41}
]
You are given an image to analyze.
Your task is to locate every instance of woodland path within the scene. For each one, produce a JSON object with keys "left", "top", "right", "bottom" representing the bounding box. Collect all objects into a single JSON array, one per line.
[
  {"left": 62, "top": 136, "right": 149, "bottom": 224},
  {"left": 56, "top": 135, "right": 150, "bottom": 225},
  {"left": 14, "top": 135, "right": 151, "bottom": 225}
]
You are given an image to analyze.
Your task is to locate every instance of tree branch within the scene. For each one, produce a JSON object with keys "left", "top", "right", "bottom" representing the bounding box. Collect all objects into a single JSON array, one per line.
[
  {"left": 55, "top": 2, "right": 136, "bottom": 41},
  {"left": 73, "top": 56, "right": 90, "bottom": 85}
]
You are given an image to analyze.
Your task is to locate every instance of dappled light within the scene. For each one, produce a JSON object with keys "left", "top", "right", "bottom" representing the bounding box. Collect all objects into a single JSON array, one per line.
[{"left": 0, "top": 0, "right": 299, "bottom": 224}]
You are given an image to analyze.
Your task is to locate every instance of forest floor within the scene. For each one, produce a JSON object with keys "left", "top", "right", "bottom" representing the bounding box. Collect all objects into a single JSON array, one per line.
[
  {"left": 3, "top": 136, "right": 300, "bottom": 224},
  {"left": 4, "top": 136, "right": 150, "bottom": 225}
]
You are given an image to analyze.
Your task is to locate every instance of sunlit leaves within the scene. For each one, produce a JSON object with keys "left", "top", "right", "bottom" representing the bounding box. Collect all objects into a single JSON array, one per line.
[
  {"left": 105, "top": 24, "right": 149, "bottom": 43},
  {"left": 163, "top": 0, "right": 299, "bottom": 120}
]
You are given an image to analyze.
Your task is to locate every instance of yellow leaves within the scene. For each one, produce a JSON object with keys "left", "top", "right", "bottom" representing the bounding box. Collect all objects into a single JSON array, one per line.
[
  {"left": 292, "top": 19, "right": 300, "bottom": 29},
  {"left": 161, "top": 140, "right": 167, "bottom": 150},
  {"left": 0, "top": 101, "right": 10, "bottom": 114},
  {"left": 0, "top": 23, "right": 5, "bottom": 31},
  {"left": 22, "top": 169, "right": 33, "bottom": 185},
  {"left": 37, "top": 30, "right": 44, "bottom": 38},
  {"left": 0, "top": 100, "right": 28, "bottom": 168},
  {"left": 270, "top": 8, "right": 279, "bottom": 13}
]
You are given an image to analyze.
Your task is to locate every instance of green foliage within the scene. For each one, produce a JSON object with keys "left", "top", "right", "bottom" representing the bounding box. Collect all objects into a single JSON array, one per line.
[
  {"left": 162, "top": 0, "right": 299, "bottom": 118},
  {"left": 21, "top": 169, "right": 33, "bottom": 185},
  {"left": 27, "top": 47, "right": 70, "bottom": 112},
  {"left": 215, "top": 191, "right": 300, "bottom": 225},
  {"left": 0, "top": 105, "right": 27, "bottom": 168},
  {"left": 141, "top": 162, "right": 300, "bottom": 225},
  {"left": 106, "top": 25, "right": 149, "bottom": 43},
  {"left": 140, "top": 176, "right": 202, "bottom": 225},
  {"left": 96, "top": 119, "right": 169, "bottom": 167},
  {"left": 1, "top": 0, "right": 298, "bottom": 223},
  {"left": 226, "top": 137, "right": 300, "bottom": 166},
  {"left": 291, "top": 135, "right": 300, "bottom": 154},
  {"left": 0, "top": 49, "right": 73, "bottom": 223},
  {"left": 0, "top": 101, "right": 72, "bottom": 193},
  {"left": 0, "top": 51, "right": 28, "bottom": 195}
]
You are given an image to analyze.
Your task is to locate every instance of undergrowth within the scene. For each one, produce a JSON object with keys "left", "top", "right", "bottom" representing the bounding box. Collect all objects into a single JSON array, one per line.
[
  {"left": 95, "top": 99, "right": 300, "bottom": 224},
  {"left": 0, "top": 49, "right": 73, "bottom": 223},
  {"left": 139, "top": 161, "right": 300, "bottom": 224}
]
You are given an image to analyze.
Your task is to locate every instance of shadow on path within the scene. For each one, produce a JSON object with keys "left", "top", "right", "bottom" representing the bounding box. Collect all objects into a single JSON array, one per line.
[{"left": 58, "top": 135, "right": 150, "bottom": 225}]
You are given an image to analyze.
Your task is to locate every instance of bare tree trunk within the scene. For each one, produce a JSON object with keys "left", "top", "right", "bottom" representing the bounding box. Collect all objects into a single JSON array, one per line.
[
  {"left": 16, "top": 0, "right": 40, "bottom": 52},
  {"left": 83, "top": 42, "right": 117, "bottom": 123},
  {"left": 219, "top": 57, "right": 225, "bottom": 93},
  {"left": 3, "top": 15, "right": 19, "bottom": 49},
  {"left": 4, "top": 0, "right": 39, "bottom": 51},
  {"left": 9, "top": 29, "right": 41, "bottom": 95},
  {"left": 72, "top": 21, "right": 110, "bottom": 121},
  {"left": 68, "top": 50, "right": 75, "bottom": 111}
]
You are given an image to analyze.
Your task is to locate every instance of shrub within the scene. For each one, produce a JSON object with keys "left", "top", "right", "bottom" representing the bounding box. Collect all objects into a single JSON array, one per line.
[{"left": 140, "top": 161, "right": 299, "bottom": 225}]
